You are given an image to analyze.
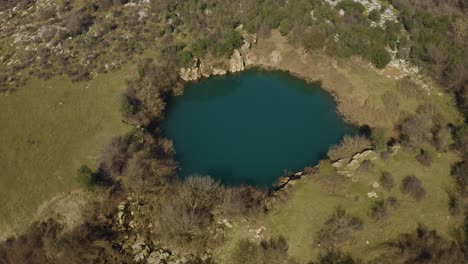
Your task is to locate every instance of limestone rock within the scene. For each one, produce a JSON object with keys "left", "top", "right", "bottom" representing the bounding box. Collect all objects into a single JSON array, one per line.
[
  {"left": 212, "top": 68, "right": 227, "bottom": 75},
  {"left": 131, "top": 237, "right": 150, "bottom": 263},
  {"left": 372, "top": 181, "right": 380, "bottom": 188},
  {"left": 147, "top": 249, "right": 172, "bottom": 264},
  {"left": 229, "top": 49, "right": 244, "bottom": 73},
  {"left": 270, "top": 51, "right": 282, "bottom": 65},
  {"left": 332, "top": 159, "right": 345, "bottom": 168},
  {"left": 293, "top": 171, "right": 303, "bottom": 177},
  {"left": 179, "top": 67, "right": 201, "bottom": 81},
  {"left": 222, "top": 219, "right": 233, "bottom": 228},
  {"left": 249, "top": 226, "right": 266, "bottom": 242}
]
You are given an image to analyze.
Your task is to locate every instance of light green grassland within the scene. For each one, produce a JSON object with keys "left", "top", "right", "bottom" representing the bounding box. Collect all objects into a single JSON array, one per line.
[
  {"left": 0, "top": 67, "right": 133, "bottom": 237},
  {"left": 214, "top": 147, "right": 460, "bottom": 263}
]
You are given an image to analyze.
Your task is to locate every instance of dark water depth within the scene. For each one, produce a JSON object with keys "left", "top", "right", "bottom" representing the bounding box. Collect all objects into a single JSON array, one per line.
[{"left": 162, "top": 70, "right": 353, "bottom": 188}]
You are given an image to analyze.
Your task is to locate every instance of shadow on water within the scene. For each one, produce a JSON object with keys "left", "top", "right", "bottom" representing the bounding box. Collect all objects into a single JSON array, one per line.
[{"left": 180, "top": 75, "right": 242, "bottom": 102}]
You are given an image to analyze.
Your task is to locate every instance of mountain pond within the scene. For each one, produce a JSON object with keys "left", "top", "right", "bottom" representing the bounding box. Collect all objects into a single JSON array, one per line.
[{"left": 162, "top": 70, "right": 354, "bottom": 188}]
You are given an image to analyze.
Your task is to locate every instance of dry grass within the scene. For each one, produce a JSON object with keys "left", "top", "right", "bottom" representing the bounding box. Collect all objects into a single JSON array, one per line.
[
  {"left": 256, "top": 147, "right": 460, "bottom": 263},
  {"left": 0, "top": 67, "right": 133, "bottom": 238},
  {"left": 248, "top": 31, "right": 463, "bottom": 129}
]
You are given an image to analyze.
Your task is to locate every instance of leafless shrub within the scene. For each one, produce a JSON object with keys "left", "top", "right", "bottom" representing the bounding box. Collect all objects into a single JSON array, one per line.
[
  {"left": 123, "top": 152, "right": 177, "bottom": 191},
  {"left": 434, "top": 126, "right": 452, "bottom": 152},
  {"left": 0, "top": 219, "right": 63, "bottom": 264},
  {"left": 37, "top": 6, "right": 57, "bottom": 20},
  {"left": 380, "top": 171, "right": 395, "bottom": 191},
  {"left": 312, "top": 249, "right": 361, "bottom": 264},
  {"left": 380, "top": 151, "right": 392, "bottom": 162},
  {"left": 219, "top": 185, "right": 266, "bottom": 218},
  {"left": 401, "top": 175, "right": 426, "bottom": 201},
  {"left": 328, "top": 135, "right": 372, "bottom": 162},
  {"left": 159, "top": 176, "right": 220, "bottom": 242},
  {"left": 416, "top": 149, "right": 433, "bottom": 167},
  {"left": 64, "top": 64, "right": 90, "bottom": 82},
  {"left": 66, "top": 10, "right": 94, "bottom": 36},
  {"left": 98, "top": 136, "right": 131, "bottom": 181},
  {"left": 400, "top": 114, "right": 433, "bottom": 146},
  {"left": 315, "top": 206, "right": 363, "bottom": 250},
  {"left": 231, "top": 236, "right": 297, "bottom": 264},
  {"left": 387, "top": 196, "right": 399, "bottom": 208},
  {"left": 126, "top": 59, "right": 180, "bottom": 125},
  {"left": 416, "top": 103, "right": 446, "bottom": 127}
]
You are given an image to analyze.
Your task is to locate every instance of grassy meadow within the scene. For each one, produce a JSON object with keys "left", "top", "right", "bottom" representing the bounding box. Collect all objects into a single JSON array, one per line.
[
  {"left": 213, "top": 146, "right": 461, "bottom": 263},
  {"left": 0, "top": 67, "right": 133, "bottom": 238}
]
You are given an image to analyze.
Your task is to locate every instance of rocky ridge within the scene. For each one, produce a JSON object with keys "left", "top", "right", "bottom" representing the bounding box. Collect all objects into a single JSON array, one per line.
[{"left": 178, "top": 33, "right": 255, "bottom": 81}]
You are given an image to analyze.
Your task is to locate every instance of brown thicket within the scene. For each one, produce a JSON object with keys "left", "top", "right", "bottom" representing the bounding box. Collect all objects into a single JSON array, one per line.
[
  {"left": 401, "top": 175, "right": 426, "bottom": 201},
  {"left": 231, "top": 236, "right": 297, "bottom": 264},
  {"left": 374, "top": 224, "right": 465, "bottom": 264},
  {"left": 315, "top": 206, "right": 363, "bottom": 250},
  {"left": 380, "top": 171, "right": 395, "bottom": 191},
  {"left": 65, "top": 10, "right": 94, "bottom": 36},
  {"left": 125, "top": 59, "right": 180, "bottom": 125},
  {"left": 327, "top": 135, "right": 372, "bottom": 162}
]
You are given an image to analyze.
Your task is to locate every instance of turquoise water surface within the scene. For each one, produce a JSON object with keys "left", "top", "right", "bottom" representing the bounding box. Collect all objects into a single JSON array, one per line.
[{"left": 163, "top": 70, "right": 353, "bottom": 188}]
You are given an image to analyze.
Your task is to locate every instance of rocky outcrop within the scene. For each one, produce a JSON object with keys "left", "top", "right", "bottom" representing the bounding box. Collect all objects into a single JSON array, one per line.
[
  {"left": 212, "top": 68, "right": 227, "bottom": 75},
  {"left": 337, "top": 149, "right": 377, "bottom": 177},
  {"left": 273, "top": 171, "right": 306, "bottom": 191},
  {"left": 229, "top": 49, "right": 244, "bottom": 72},
  {"left": 178, "top": 34, "right": 257, "bottom": 81},
  {"left": 179, "top": 67, "right": 201, "bottom": 81}
]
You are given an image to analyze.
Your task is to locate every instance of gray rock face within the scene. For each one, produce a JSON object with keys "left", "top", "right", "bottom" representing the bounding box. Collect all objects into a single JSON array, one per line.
[{"left": 177, "top": 34, "right": 257, "bottom": 81}]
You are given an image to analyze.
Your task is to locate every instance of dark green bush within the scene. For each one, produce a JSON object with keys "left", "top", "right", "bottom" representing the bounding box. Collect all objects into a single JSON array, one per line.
[
  {"left": 76, "top": 164, "right": 96, "bottom": 190},
  {"left": 372, "top": 128, "right": 387, "bottom": 151},
  {"left": 368, "top": 10, "right": 381, "bottom": 22},
  {"left": 336, "top": 0, "right": 365, "bottom": 14}
]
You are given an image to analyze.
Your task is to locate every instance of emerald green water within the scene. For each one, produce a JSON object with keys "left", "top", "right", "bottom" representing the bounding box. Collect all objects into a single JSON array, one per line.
[{"left": 163, "top": 70, "right": 353, "bottom": 188}]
